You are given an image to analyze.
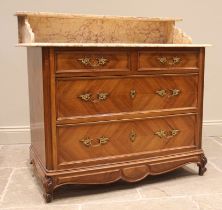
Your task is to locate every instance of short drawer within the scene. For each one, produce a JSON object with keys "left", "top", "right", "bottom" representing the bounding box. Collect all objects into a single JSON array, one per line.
[
  {"left": 55, "top": 50, "right": 130, "bottom": 73},
  {"left": 138, "top": 50, "right": 199, "bottom": 71},
  {"left": 56, "top": 75, "right": 198, "bottom": 119},
  {"left": 57, "top": 114, "right": 197, "bottom": 166}
]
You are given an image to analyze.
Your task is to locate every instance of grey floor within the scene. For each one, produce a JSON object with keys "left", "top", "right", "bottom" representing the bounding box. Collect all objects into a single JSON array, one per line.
[{"left": 0, "top": 137, "right": 222, "bottom": 210}]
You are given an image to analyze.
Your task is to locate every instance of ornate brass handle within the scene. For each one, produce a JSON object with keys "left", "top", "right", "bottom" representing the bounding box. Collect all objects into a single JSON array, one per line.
[
  {"left": 129, "top": 130, "right": 136, "bottom": 142},
  {"left": 77, "top": 57, "right": 108, "bottom": 67},
  {"left": 156, "top": 89, "right": 181, "bottom": 97},
  {"left": 154, "top": 129, "right": 180, "bottom": 139},
  {"left": 80, "top": 136, "right": 109, "bottom": 147},
  {"left": 79, "top": 93, "right": 92, "bottom": 101},
  {"left": 157, "top": 56, "right": 181, "bottom": 65},
  {"left": 78, "top": 92, "right": 109, "bottom": 102},
  {"left": 130, "top": 89, "right": 136, "bottom": 99}
]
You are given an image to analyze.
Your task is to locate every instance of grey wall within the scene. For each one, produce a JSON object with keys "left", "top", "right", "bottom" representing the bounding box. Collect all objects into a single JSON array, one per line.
[{"left": 0, "top": 0, "right": 221, "bottom": 143}]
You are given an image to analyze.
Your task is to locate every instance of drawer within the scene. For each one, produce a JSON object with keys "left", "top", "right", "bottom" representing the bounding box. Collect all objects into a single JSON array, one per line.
[
  {"left": 55, "top": 50, "right": 130, "bottom": 73},
  {"left": 138, "top": 50, "right": 199, "bottom": 71},
  {"left": 57, "top": 114, "right": 196, "bottom": 166},
  {"left": 56, "top": 75, "right": 198, "bottom": 119}
]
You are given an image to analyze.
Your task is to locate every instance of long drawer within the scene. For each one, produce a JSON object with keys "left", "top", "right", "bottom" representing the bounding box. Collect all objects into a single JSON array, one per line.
[
  {"left": 57, "top": 114, "right": 197, "bottom": 168},
  {"left": 56, "top": 75, "right": 198, "bottom": 119}
]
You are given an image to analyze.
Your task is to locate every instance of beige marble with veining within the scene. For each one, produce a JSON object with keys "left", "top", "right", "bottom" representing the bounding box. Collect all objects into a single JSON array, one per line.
[
  {"left": 15, "top": 11, "right": 182, "bottom": 21},
  {"left": 17, "top": 43, "right": 211, "bottom": 47},
  {"left": 15, "top": 11, "right": 208, "bottom": 46}
]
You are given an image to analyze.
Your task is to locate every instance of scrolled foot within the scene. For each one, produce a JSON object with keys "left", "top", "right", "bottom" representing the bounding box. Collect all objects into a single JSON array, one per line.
[
  {"left": 199, "top": 166, "right": 207, "bottom": 176},
  {"left": 43, "top": 193, "right": 53, "bottom": 203},
  {"left": 43, "top": 176, "right": 54, "bottom": 203},
  {"left": 198, "top": 154, "right": 207, "bottom": 176}
]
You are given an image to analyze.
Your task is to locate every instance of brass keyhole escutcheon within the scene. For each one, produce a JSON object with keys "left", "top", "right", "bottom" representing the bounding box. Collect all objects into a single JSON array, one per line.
[
  {"left": 129, "top": 130, "right": 137, "bottom": 142},
  {"left": 130, "top": 89, "right": 136, "bottom": 99}
]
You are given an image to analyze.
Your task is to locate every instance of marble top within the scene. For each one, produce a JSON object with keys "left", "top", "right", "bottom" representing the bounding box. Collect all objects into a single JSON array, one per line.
[
  {"left": 16, "top": 43, "right": 211, "bottom": 47},
  {"left": 15, "top": 11, "right": 182, "bottom": 21},
  {"left": 16, "top": 12, "right": 210, "bottom": 47}
]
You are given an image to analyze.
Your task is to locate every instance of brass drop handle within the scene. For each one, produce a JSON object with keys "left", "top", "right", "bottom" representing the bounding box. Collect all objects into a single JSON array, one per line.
[
  {"left": 157, "top": 56, "right": 181, "bottom": 65},
  {"left": 130, "top": 89, "right": 136, "bottom": 99},
  {"left": 78, "top": 92, "right": 109, "bottom": 103},
  {"left": 129, "top": 130, "right": 137, "bottom": 142},
  {"left": 154, "top": 129, "right": 180, "bottom": 139},
  {"left": 156, "top": 89, "right": 181, "bottom": 97},
  {"left": 77, "top": 57, "right": 108, "bottom": 67},
  {"left": 80, "top": 136, "right": 109, "bottom": 147}
]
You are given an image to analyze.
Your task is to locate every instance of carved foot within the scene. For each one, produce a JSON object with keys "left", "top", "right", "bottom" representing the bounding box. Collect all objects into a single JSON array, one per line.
[
  {"left": 43, "top": 192, "right": 53, "bottom": 203},
  {"left": 198, "top": 154, "right": 207, "bottom": 176},
  {"left": 43, "top": 176, "right": 54, "bottom": 203}
]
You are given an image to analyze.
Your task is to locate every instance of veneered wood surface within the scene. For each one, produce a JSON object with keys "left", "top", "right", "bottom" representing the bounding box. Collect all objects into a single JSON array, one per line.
[
  {"left": 25, "top": 46, "right": 206, "bottom": 202},
  {"left": 27, "top": 47, "right": 46, "bottom": 166},
  {"left": 57, "top": 114, "right": 196, "bottom": 166},
  {"left": 55, "top": 51, "right": 131, "bottom": 73},
  {"left": 55, "top": 155, "right": 200, "bottom": 185},
  {"left": 138, "top": 50, "right": 199, "bottom": 70},
  {"left": 56, "top": 75, "right": 198, "bottom": 119}
]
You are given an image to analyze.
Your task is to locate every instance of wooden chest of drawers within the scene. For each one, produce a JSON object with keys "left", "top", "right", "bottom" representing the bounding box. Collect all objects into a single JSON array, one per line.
[
  {"left": 27, "top": 46, "right": 207, "bottom": 202},
  {"left": 16, "top": 12, "right": 208, "bottom": 203}
]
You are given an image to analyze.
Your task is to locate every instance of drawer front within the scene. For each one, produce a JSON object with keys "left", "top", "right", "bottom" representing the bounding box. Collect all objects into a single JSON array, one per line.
[
  {"left": 56, "top": 75, "right": 198, "bottom": 119},
  {"left": 56, "top": 51, "right": 130, "bottom": 73},
  {"left": 57, "top": 115, "right": 196, "bottom": 166},
  {"left": 138, "top": 50, "right": 199, "bottom": 71}
]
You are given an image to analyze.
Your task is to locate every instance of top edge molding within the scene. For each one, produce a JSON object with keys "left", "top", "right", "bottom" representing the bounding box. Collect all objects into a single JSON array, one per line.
[{"left": 15, "top": 11, "right": 183, "bottom": 21}]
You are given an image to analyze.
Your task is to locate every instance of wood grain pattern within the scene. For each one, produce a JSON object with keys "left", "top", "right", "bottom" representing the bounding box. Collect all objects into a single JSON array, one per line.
[
  {"left": 56, "top": 75, "right": 198, "bottom": 120},
  {"left": 57, "top": 114, "right": 196, "bottom": 166},
  {"left": 27, "top": 47, "right": 46, "bottom": 166},
  {"left": 138, "top": 50, "right": 199, "bottom": 71},
  {"left": 56, "top": 50, "right": 131, "bottom": 73}
]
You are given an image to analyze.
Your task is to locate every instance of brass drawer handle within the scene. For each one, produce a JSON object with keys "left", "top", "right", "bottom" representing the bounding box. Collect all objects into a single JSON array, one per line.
[
  {"left": 130, "top": 89, "right": 136, "bottom": 99},
  {"left": 157, "top": 56, "right": 181, "bottom": 65},
  {"left": 154, "top": 129, "right": 180, "bottom": 139},
  {"left": 170, "top": 89, "right": 180, "bottom": 96},
  {"left": 77, "top": 57, "right": 108, "bottom": 67},
  {"left": 156, "top": 89, "right": 181, "bottom": 97},
  {"left": 79, "top": 93, "right": 92, "bottom": 101},
  {"left": 97, "top": 92, "right": 109, "bottom": 101},
  {"left": 78, "top": 92, "right": 109, "bottom": 102},
  {"left": 80, "top": 136, "right": 109, "bottom": 147},
  {"left": 129, "top": 130, "right": 136, "bottom": 142}
]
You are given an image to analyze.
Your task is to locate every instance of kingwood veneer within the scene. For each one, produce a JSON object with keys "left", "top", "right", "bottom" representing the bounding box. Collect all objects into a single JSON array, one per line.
[{"left": 16, "top": 12, "right": 209, "bottom": 202}]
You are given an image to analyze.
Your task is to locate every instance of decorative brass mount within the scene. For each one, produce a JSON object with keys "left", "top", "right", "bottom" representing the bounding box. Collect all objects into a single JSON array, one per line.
[
  {"left": 80, "top": 136, "right": 109, "bottom": 147},
  {"left": 78, "top": 92, "right": 109, "bottom": 103},
  {"left": 130, "top": 89, "right": 136, "bottom": 99},
  {"left": 156, "top": 89, "right": 181, "bottom": 97},
  {"left": 129, "top": 130, "right": 137, "bottom": 142},
  {"left": 78, "top": 57, "right": 108, "bottom": 67},
  {"left": 157, "top": 56, "right": 181, "bottom": 65},
  {"left": 154, "top": 129, "right": 180, "bottom": 139}
]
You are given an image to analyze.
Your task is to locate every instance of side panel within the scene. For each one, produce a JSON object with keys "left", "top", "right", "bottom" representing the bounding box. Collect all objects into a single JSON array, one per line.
[{"left": 27, "top": 47, "right": 46, "bottom": 166}]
